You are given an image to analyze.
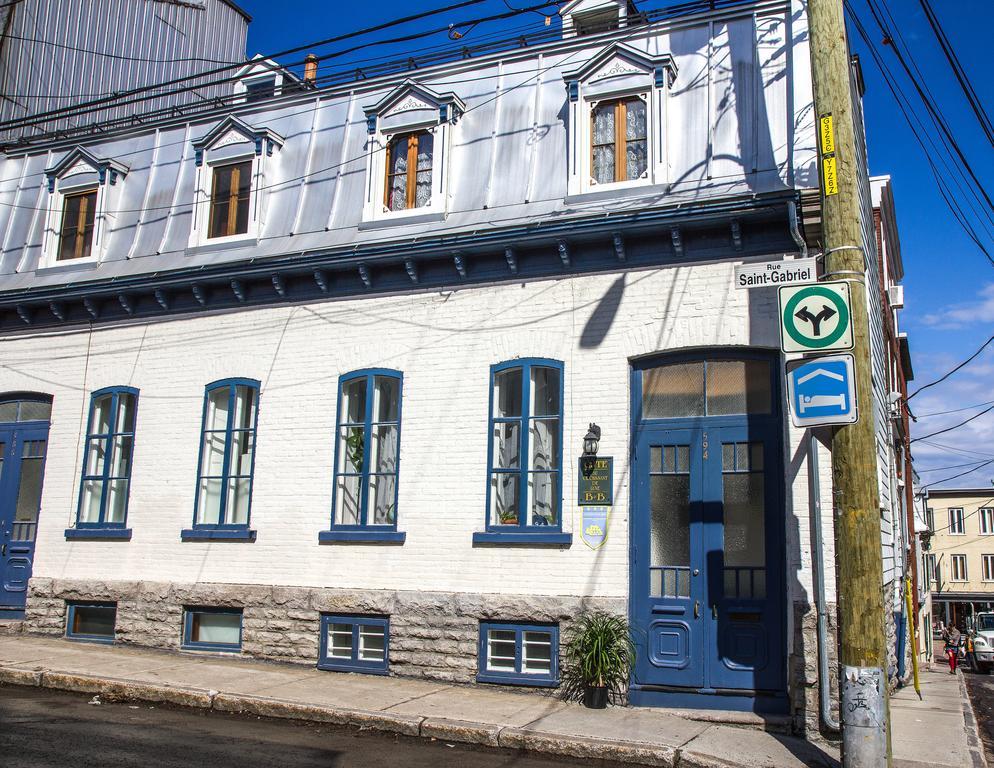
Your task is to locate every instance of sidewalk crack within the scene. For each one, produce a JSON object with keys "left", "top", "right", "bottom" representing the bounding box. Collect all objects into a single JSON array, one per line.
[{"left": 381, "top": 685, "right": 449, "bottom": 712}]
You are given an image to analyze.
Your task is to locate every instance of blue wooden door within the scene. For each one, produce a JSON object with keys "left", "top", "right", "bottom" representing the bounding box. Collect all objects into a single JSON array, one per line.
[
  {"left": 631, "top": 426, "right": 706, "bottom": 689},
  {"left": 0, "top": 423, "right": 49, "bottom": 615},
  {"left": 703, "top": 422, "right": 785, "bottom": 693},
  {"left": 629, "top": 353, "right": 786, "bottom": 709}
]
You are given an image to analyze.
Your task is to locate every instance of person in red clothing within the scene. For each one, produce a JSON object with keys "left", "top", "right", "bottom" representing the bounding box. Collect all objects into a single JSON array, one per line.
[{"left": 944, "top": 625, "right": 962, "bottom": 673}]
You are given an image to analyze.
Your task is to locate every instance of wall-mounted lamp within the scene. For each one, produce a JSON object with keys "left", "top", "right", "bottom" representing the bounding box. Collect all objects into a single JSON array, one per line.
[{"left": 581, "top": 423, "right": 601, "bottom": 477}]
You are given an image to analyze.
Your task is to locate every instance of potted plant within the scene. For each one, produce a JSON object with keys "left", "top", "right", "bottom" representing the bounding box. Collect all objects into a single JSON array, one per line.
[{"left": 562, "top": 611, "right": 635, "bottom": 709}]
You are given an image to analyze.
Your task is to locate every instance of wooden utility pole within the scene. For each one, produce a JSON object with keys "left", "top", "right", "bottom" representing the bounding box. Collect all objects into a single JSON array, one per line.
[{"left": 807, "top": 2, "right": 891, "bottom": 765}]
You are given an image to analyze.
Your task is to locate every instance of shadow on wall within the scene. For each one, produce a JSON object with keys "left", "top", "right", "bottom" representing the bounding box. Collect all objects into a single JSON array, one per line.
[{"left": 580, "top": 275, "right": 626, "bottom": 349}]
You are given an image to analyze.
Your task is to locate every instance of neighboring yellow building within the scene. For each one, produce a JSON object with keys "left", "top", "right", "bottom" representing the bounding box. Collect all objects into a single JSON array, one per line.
[{"left": 926, "top": 487, "right": 994, "bottom": 628}]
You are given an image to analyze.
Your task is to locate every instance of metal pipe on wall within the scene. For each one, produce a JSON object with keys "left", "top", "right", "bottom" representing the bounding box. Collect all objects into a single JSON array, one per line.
[{"left": 810, "top": 430, "right": 841, "bottom": 733}]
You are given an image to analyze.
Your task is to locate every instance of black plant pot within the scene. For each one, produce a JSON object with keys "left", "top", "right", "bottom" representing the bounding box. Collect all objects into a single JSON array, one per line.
[{"left": 583, "top": 685, "right": 609, "bottom": 709}]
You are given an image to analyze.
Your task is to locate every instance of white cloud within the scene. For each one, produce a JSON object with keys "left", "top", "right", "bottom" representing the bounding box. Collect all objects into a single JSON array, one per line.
[{"left": 921, "top": 283, "right": 994, "bottom": 329}]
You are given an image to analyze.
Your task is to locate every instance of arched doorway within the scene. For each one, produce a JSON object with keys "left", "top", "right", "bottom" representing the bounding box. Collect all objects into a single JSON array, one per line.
[
  {"left": 628, "top": 351, "right": 786, "bottom": 712},
  {"left": 0, "top": 394, "right": 52, "bottom": 617}
]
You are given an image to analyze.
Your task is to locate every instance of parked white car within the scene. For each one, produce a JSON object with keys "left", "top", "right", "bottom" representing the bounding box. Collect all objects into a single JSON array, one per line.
[{"left": 972, "top": 613, "right": 994, "bottom": 673}]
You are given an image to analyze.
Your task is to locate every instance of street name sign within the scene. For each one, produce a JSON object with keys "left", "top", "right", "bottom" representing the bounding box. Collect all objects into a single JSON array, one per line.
[
  {"left": 735, "top": 258, "right": 818, "bottom": 289},
  {"left": 786, "top": 354, "right": 858, "bottom": 427},
  {"left": 778, "top": 281, "right": 854, "bottom": 354}
]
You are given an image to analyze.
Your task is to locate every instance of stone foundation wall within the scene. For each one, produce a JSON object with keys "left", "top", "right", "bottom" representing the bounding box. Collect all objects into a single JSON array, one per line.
[
  {"left": 25, "top": 577, "right": 623, "bottom": 684},
  {"left": 791, "top": 601, "right": 839, "bottom": 739}
]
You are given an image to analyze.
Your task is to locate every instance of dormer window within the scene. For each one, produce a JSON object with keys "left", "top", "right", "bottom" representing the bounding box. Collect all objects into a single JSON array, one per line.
[
  {"left": 562, "top": 43, "right": 677, "bottom": 198},
  {"left": 41, "top": 147, "right": 128, "bottom": 269},
  {"left": 591, "top": 96, "right": 647, "bottom": 184},
  {"left": 362, "top": 81, "right": 464, "bottom": 224},
  {"left": 189, "top": 116, "right": 283, "bottom": 248},
  {"left": 244, "top": 77, "right": 277, "bottom": 103},
  {"left": 386, "top": 131, "right": 434, "bottom": 211},
  {"left": 209, "top": 160, "right": 252, "bottom": 238},
  {"left": 59, "top": 189, "right": 98, "bottom": 261}
]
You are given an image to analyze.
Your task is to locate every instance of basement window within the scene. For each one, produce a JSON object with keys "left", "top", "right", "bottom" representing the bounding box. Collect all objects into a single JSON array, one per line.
[
  {"left": 477, "top": 622, "right": 559, "bottom": 687},
  {"left": 66, "top": 602, "right": 117, "bottom": 643},
  {"left": 318, "top": 615, "right": 389, "bottom": 674},
  {"left": 182, "top": 607, "right": 243, "bottom": 652}
]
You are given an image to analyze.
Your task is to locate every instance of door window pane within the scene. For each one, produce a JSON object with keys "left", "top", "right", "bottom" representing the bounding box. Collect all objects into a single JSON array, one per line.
[
  {"left": 649, "top": 468, "right": 691, "bottom": 597},
  {"left": 707, "top": 360, "right": 771, "bottom": 415},
  {"left": 722, "top": 448, "right": 767, "bottom": 599},
  {"left": 15, "top": 441, "right": 45, "bottom": 524},
  {"left": 643, "top": 363, "right": 705, "bottom": 419}
]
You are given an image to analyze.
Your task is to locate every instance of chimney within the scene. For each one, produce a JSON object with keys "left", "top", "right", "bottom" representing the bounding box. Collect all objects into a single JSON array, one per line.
[{"left": 304, "top": 54, "right": 318, "bottom": 85}]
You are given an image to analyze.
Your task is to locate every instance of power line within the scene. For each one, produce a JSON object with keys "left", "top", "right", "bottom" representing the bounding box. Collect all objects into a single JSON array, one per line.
[
  {"left": 908, "top": 332, "right": 994, "bottom": 399},
  {"left": 0, "top": 0, "right": 498, "bottom": 131},
  {"left": 0, "top": 0, "right": 569, "bottom": 133},
  {"left": 917, "top": 440, "right": 994, "bottom": 461},
  {"left": 915, "top": 0, "right": 994, "bottom": 150},
  {"left": 919, "top": 459, "right": 994, "bottom": 474},
  {"left": 0, "top": 32, "right": 242, "bottom": 65},
  {"left": 916, "top": 399, "right": 994, "bottom": 419},
  {"left": 844, "top": 4, "right": 994, "bottom": 266},
  {"left": 922, "top": 463, "right": 994, "bottom": 491},
  {"left": 911, "top": 403, "right": 994, "bottom": 443}
]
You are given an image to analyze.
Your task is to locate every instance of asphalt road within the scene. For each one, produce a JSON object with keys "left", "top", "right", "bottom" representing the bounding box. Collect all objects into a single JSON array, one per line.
[
  {"left": 964, "top": 665, "right": 994, "bottom": 764},
  {"left": 0, "top": 684, "right": 605, "bottom": 768}
]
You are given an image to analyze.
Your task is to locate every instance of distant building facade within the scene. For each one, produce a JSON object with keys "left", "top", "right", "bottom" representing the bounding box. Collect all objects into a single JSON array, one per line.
[
  {"left": 0, "top": 0, "right": 916, "bottom": 738},
  {"left": 925, "top": 488, "right": 994, "bottom": 628}
]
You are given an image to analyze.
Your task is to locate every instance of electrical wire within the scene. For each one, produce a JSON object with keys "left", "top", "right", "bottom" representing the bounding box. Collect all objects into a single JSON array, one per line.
[
  {"left": 919, "top": 459, "right": 994, "bottom": 474},
  {"left": 0, "top": 32, "right": 243, "bottom": 65},
  {"left": 844, "top": 4, "right": 994, "bottom": 266},
  {"left": 917, "top": 440, "right": 994, "bottom": 461},
  {"left": 916, "top": 400, "right": 994, "bottom": 419},
  {"left": 911, "top": 404, "right": 994, "bottom": 443},
  {"left": 0, "top": 0, "right": 563, "bottom": 132},
  {"left": 921, "top": 463, "right": 994, "bottom": 491},
  {"left": 908, "top": 332, "right": 994, "bottom": 400}
]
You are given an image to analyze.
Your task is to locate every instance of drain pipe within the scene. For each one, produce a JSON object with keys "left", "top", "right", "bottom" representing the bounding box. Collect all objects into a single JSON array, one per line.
[
  {"left": 809, "top": 431, "right": 840, "bottom": 733},
  {"left": 788, "top": 200, "right": 809, "bottom": 259}
]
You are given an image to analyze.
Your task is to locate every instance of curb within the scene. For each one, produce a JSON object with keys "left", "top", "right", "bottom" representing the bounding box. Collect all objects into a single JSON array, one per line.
[
  {"left": 1, "top": 665, "right": 682, "bottom": 767},
  {"left": 959, "top": 673, "right": 990, "bottom": 768}
]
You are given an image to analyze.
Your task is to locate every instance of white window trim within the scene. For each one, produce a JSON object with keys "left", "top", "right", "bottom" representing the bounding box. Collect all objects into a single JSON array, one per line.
[
  {"left": 192, "top": 153, "right": 261, "bottom": 248},
  {"left": 981, "top": 508, "right": 994, "bottom": 535},
  {"left": 950, "top": 554, "right": 968, "bottom": 582},
  {"left": 949, "top": 507, "right": 966, "bottom": 535},
  {"left": 983, "top": 554, "right": 994, "bottom": 582},
  {"left": 361, "top": 84, "right": 461, "bottom": 225},
  {"left": 188, "top": 118, "right": 283, "bottom": 250},
  {"left": 40, "top": 150, "right": 127, "bottom": 270},
  {"left": 562, "top": 44, "right": 677, "bottom": 199}
]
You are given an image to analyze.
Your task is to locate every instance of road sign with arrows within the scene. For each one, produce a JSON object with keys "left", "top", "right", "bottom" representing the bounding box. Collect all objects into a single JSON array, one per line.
[{"left": 778, "top": 281, "right": 854, "bottom": 354}]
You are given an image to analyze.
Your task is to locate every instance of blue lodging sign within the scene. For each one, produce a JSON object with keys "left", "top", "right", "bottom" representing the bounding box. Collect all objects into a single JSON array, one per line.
[{"left": 786, "top": 354, "right": 859, "bottom": 428}]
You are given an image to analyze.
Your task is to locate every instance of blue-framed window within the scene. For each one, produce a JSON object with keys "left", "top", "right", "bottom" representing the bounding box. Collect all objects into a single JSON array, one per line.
[
  {"left": 65, "top": 601, "right": 117, "bottom": 644},
  {"left": 182, "top": 607, "right": 243, "bottom": 652},
  {"left": 475, "top": 359, "right": 567, "bottom": 544},
  {"left": 70, "top": 387, "right": 137, "bottom": 540},
  {"left": 318, "top": 614, "right": 389, "bottom": 674},
  {"left": 321, "top": 370, "right": 404, "bottom": 544},
  {"left": 183, "top": 379, "right": 259, "bottom": 541},
  {"left": 477, "top": 622, "right": 559, "bottom": 686}
]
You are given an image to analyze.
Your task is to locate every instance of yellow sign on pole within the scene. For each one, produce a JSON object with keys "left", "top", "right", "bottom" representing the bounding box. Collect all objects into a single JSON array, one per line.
[
  {"left": 823, "top": 156, "right": 839, "bottom": 196},
  {"left": 820, "top": 113, "right": 836, "bottom": 154}
]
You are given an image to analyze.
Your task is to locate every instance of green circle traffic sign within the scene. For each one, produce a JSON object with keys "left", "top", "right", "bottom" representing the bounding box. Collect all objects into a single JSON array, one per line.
[{"left": 782, "top": 285, "right": 850, "bottom": 349}]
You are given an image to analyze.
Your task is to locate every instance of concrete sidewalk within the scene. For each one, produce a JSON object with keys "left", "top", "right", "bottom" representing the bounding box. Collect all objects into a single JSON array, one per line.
[
  {"left": 0, "top": 633, "right": 977, "bottom": 767},
  {"left": 890, "top": 667, "right": 987, "bottom": 768}
]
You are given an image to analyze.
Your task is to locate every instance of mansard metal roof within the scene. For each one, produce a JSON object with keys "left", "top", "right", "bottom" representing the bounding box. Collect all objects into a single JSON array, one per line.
[{"left": 0, "top": 0, "right": 815, "bottom": 331}]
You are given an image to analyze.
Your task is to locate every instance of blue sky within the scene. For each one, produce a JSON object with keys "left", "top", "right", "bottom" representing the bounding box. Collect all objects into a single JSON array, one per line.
[{"left": 240, "top": 0, "right": 994, "bottom": 490}]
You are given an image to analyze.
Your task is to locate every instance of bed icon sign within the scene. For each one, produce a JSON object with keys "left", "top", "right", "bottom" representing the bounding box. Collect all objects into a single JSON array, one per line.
[{"left": 786, "top": 354, "right": 858, "bottom": 427}]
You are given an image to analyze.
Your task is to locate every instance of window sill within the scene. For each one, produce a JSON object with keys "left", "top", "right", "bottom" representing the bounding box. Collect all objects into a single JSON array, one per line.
[
  {"left": 65, "top": 527, "right": 132, "bottom": 541},
  {"left": 181, "top": 528, "right": 257, "bottom": 542},
  {"left": 187, "top": 233, "right": 259, "bottom": 253},
  {"left": 358, "top": 210, "right": 445, "bottom": 230},
  {"left": 317, "top": 661, "right": 390, "bottom": 675},
  {"left": 65, "top": 634, "right": 116, "bottom": 645},
  {"left": 472, "top": 532, "right": 572, "bottom": 546},
  {"left": 476, "top": 672, "right": 559, "bottom": 688},
  {"left": 37, "top": 257, "right": 100, "bottom": 274},
  {"left": 181, "top": 643, "right": 242, "bottom": 653},
  {"left": 318, "top": 529, "right": 406, "bottom": 544}
]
